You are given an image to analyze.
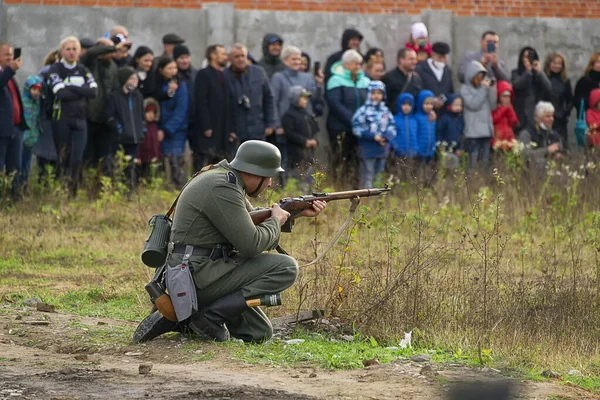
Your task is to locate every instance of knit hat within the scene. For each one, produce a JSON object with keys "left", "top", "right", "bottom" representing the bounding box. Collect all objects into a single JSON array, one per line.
[
  {"left": 411, "top": 22, "right": 428, "bottom": 39},
  {"left": 117, "top": 67, "right": 136, "bottom": 87},
  {"left": 289, "top": 85, "right": 312, "bottom": 105},
  {"left": 431, "top": 42, "right": 450, "bottom": 55},
  {"left": 173, "top": 44, "right": 190, "bottom": 61},
  {"left": 144, "top": 97, "right": 160, "bottom": 121},
  {"left": 30, "top": 82, "right": 42, "bottom": 90}
]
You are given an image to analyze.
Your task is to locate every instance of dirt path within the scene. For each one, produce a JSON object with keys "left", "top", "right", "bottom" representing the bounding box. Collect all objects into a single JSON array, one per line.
[{"left": 0, "top": 307, "right": 596, "bottom": 400}]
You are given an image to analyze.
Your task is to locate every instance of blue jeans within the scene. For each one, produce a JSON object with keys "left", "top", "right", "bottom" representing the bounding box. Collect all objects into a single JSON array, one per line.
[
  {"left": 359, "top": 157, "right": 385, "bottom": 189},
  {"left": 0, "top": 127, "right": 24, "bottom": 196},
  {"left": 466, "top": 138, "right": 491, "bottom": 171}
]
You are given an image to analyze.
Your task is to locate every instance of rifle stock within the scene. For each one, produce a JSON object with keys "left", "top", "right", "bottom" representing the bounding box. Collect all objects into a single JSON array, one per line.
[{"left": 249, "top": 187, "right": 390, "bottom": 225}]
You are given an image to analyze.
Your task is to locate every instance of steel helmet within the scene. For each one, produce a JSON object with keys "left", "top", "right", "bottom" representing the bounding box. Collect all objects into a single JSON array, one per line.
[{"left": 230, "top": 140, "right": 285, "bottom": 177}]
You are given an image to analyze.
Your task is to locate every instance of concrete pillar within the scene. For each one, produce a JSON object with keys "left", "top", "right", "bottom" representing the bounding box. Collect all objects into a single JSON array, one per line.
[{"left": 203, "top": 2, "right": 235, "bottom": 47}]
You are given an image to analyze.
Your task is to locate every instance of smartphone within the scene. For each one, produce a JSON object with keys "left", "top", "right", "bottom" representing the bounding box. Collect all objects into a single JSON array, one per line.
[
  {"left": 487, "top": 42, "right": 495, "bottom": 54},
  {"left": 313, "top": 61, "right": 321, "bottom": 75},
  {"left": 438, "top": 93, "right": 448, "bottom": 104},
  {"left": 13, "top": 47, "right": 21, "bottom": 59}
]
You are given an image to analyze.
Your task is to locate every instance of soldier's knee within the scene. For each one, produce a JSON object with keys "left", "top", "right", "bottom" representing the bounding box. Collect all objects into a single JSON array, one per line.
[{"left": 278, "top": 254, "right": 298, "bottom": 282}]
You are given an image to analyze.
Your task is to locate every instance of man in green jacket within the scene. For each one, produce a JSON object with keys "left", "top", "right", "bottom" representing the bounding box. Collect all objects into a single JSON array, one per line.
[{"left": 135, "top": 140, "right": 326, "bottom": 343}]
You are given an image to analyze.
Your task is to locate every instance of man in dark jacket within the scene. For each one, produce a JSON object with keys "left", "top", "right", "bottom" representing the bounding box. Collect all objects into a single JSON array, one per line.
[
  {"left": 382, "top": 48, "right": 423, "bottom": 114},
  {"left": 192, "top": 44, "right": 233, "bottom": 170},
  {"left": 0, "top": 42, "right": 27, "bottom": 195},
  {"left": 80, "top": 38, "right": 119, "bottom": 171},
  {"left": 415, "top": 42, "right": 454, "bottom": 114},
  {"left": 324, "top": 28, "right": 363, "bottom": 85},
  {"left": 257, "top": 33, "right": 284, "bottom": 79},
  {"left": 174, "top": 44, "right": 198, "bottom": 149},
  {"left": 225, "top": 44, "right": 278, "bottom": 143}
]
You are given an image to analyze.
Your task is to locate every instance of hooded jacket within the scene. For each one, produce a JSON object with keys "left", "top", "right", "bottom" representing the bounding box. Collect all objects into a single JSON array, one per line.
[
  {"left": 158, "top": 77, "right": 189, "bottom": 156},
  {"left": 257, "top": 33, "right": 285, "bottom": 79},
  {"left": 460, "top": 61, "right": 497, "bottom": 139},
  {"left": 282, "top": 86, "right": 319, "bottom": 168},
  {"left": 392, "top": 92, "right": 418, "bottom": 157},
  {"left": 324, "top": 29, "right": 364, "bottom": 85},
  {"left": 414, "top": 89, "right": 437, "bottom": 158},
  {"left": 491, "top": 80, "right": 519, "bottom": 150},
  {"left": 105, "top": 87, "right": 145, "bottom": 145},
  {"left": 351, "top": 81, "right": 396, "bottom": 159},
  {"left": 586, "top": 88, "right": 600, "bottom": 147},
  {"left": 22, "top": 75, "right": 43, "bottom": 148},
  {"left": 511, "top": 47, "right": 552, "bottom": 129},
  {"left": 436, "top": 94, "right": 465, "bottom": 153},
  {"left": 326, "top": 61, "right": 370, "bottom": 132}
]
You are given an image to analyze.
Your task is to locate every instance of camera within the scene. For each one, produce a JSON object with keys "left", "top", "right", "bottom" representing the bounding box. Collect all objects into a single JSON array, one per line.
[
  {"left": 527, "top": 49, "right": 539, "bottom": 64},
  {"left": 238, "top": 95, "right": 251, "bottom": 110}
]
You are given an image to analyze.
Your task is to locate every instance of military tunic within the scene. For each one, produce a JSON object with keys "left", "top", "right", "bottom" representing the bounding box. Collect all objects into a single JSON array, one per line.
[{"left": 167, "top": 159, "right": 298, "bottom": 342}]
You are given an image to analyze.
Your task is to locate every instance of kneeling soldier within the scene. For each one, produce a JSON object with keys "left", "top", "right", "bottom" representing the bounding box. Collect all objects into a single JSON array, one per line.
[{"left": 134, "top": 140, "right": 326, "bottom": 343}]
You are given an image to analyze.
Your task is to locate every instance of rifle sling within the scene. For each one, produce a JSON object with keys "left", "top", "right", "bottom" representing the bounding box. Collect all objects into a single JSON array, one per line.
[{"left": 296, "top": 196, "right": 361, "bottom": 268}]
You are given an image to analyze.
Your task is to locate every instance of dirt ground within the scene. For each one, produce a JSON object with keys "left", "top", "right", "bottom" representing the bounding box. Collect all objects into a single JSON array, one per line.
[{"left": 0, "top": 307, "right": 597, "bottom": 400}]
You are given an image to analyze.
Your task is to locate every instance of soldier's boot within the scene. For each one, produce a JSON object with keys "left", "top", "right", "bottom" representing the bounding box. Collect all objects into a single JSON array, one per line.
[
  {"left": 133, "top": 311, "right": 178, "bottom": 343},
  {"left": 188, "top": 290, "right": 248, "bottom": 342}
]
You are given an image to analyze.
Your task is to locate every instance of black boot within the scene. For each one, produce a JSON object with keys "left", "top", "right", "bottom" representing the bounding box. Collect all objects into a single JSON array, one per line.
[
  {"left": 188, "top": 291, "right": 248, "bottom": 342},
  {"left": 133, "top": 311, "right": 178, "bottom": 343}
]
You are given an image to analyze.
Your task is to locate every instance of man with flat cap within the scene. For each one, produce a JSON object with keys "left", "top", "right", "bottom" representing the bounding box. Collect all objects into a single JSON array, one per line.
[
  {"left": 162, "top": 33, "right": 185, "bottom": 58},
  {"left": 415, "top": 41, "right": 454, "bottom": 113}
]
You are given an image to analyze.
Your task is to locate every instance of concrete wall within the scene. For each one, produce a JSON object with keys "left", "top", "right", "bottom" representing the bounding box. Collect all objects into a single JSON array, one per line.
[{"left": 3, "top": 5, "right": 596, "bottom": 86}]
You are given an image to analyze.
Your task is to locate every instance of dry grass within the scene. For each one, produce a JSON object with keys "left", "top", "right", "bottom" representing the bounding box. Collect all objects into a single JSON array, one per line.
[{"left": 2, "top": 157, "right": 600, "bottom": 378}]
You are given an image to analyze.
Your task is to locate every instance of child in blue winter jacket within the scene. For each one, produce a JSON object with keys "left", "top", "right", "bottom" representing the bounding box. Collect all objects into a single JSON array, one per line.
[
  {"left": 415, "top": 90, "right": 437, "bottom": 162},
  {"left": 436, "top": 94, "right": 465, "bottom": 170},
  {"left": 392, "top": 93, "right": 418, "bottom": 159},
  {"left": 351, "top": 81, "right": 396, "bottom": 189}
]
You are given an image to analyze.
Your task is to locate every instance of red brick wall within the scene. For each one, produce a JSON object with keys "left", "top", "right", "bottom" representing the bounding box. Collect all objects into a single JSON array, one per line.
[{"left": 5, "top": 0, "right": 600, "bottom": 18}]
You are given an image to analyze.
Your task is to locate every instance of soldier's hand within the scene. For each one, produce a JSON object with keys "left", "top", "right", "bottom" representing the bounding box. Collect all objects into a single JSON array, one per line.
[
  {"left": 271, "top": 203, "right": 290, "bottom": 225},
  {"left": 298, "top": 200, "right": 327, "bottom": 218}
]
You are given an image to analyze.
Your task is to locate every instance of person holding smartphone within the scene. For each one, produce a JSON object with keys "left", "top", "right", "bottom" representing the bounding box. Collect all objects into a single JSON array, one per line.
[
  {"left": 457, "top": 31, "right": 510, "bottom": 84},
  {"left": 0, "top": 42, "right": 27, "bottom": 197},
  {"left": 511, "top": 46, "right": 552, "bottom": 130}
]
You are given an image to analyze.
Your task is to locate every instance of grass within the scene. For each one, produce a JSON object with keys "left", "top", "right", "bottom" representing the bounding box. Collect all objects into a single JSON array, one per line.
[{"left": 3, "top": 158, "right": 600, "bottom": 394}]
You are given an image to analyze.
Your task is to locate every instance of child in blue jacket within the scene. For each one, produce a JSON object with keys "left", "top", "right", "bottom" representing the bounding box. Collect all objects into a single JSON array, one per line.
[
  {"left": 392, "top": 92, "right": 418, "bottom": 158},
  {"left": 351, "top": 81, "right": 396, "bottom": 189},
  {"left": 436, "top": 94, "right": 465, "bottom": 170},
  {"left": 415, "top": 89, "right": 437, "bottom": 162}
]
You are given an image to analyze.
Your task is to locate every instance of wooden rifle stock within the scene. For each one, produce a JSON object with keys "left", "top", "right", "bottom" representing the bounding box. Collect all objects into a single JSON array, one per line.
[{"left": 249, "top": 187, "right": 391, "bottom": 225}]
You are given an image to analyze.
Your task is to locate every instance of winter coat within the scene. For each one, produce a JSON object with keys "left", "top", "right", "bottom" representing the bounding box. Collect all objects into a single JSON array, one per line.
[
  {"left": 271, "top": 67, "right": 323, "bottom": 118},
  {"left": 80, "top": 45, "right": 119, "bottom": 124},
  {"left": 193, "top": 66, "right": 233, "bottom": 158},
  {"left": 0, "top": 66, "right": 27, "bottom": 138},
  {"left": 324, "top": 28, "right": 364, "bottom": 85},
  {"left": 138, "top": 120, "right": 161, "bottom": 164},
  {"left": 511, "top": 47, "right": 552, "bottom": 129},
  {"left": 224, "top": 65, "right": 278, "bottom": 142},
  {"left": 519, "top": 123, "right": 563, "bottom": 169},
  {"left": 414, "top": 90, "right": 437, "bottom": 158},
  {"left": 159, "top": 78, "right": 189, "bottom": 156},
  {"left": 586, "top": 88, "right": 600, "bottom": 147},
  {"left": 381, "top": 68, "right": 423, "bottom": 115},
  {"left": 547, "top": 72, "right": 573, "bottom": 123},
  {"left": 282, "top": 105, "right": 319, "bottom": 168},
  {"left": 137, "top": 69, "right": 158, "bottom": 99},
  {"left": 34, "top": 65, "right": 57, "bottom": 161},
  {"left": 491, "top": 80, "right": 519, "bottom": 150},
  {"left": 574, "top": 71, "right": 600, "bottom": 116},
  {"left": 105, "top": 88, "right": 145, "bottom": 145},
  {"left": 257, "top": 33, "right": 285, "bottom": 79},
  {"left": 436, "top": 93, "right": 465, "bottom": 153},
  {"left": 460, "top": 61, "right": 497, "bottom": 139},
  {"left": 392, "top": 92, "right": 418, "bottom": 157},
  {"left": 22, "top": 75, "right": 43, "bottom": 147},
  {"left": 326, "top": 62, "right": 370, "bottom": 132},
  {"left": 415, "top": 58, "right": 454, "bottom": 99},
  {"left": 177, "top": 66, "right": 198, "bottom": 126},
  {"left": 351, "top": 81, "right": 397, "bottom": 159}
]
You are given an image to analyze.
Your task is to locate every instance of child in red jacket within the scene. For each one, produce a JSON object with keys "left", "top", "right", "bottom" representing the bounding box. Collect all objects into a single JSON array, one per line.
[
  {"left": 586, "top": 88, "right": 600, "bottom": 148},
  {"left": 492, "top": 80, "right": 519, "bottom": 151}
]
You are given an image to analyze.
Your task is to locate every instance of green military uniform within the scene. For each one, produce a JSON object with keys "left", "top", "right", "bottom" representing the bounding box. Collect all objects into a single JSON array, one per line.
[{"left": 167, "top": 159, "right": 298, "bottom": 342}]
